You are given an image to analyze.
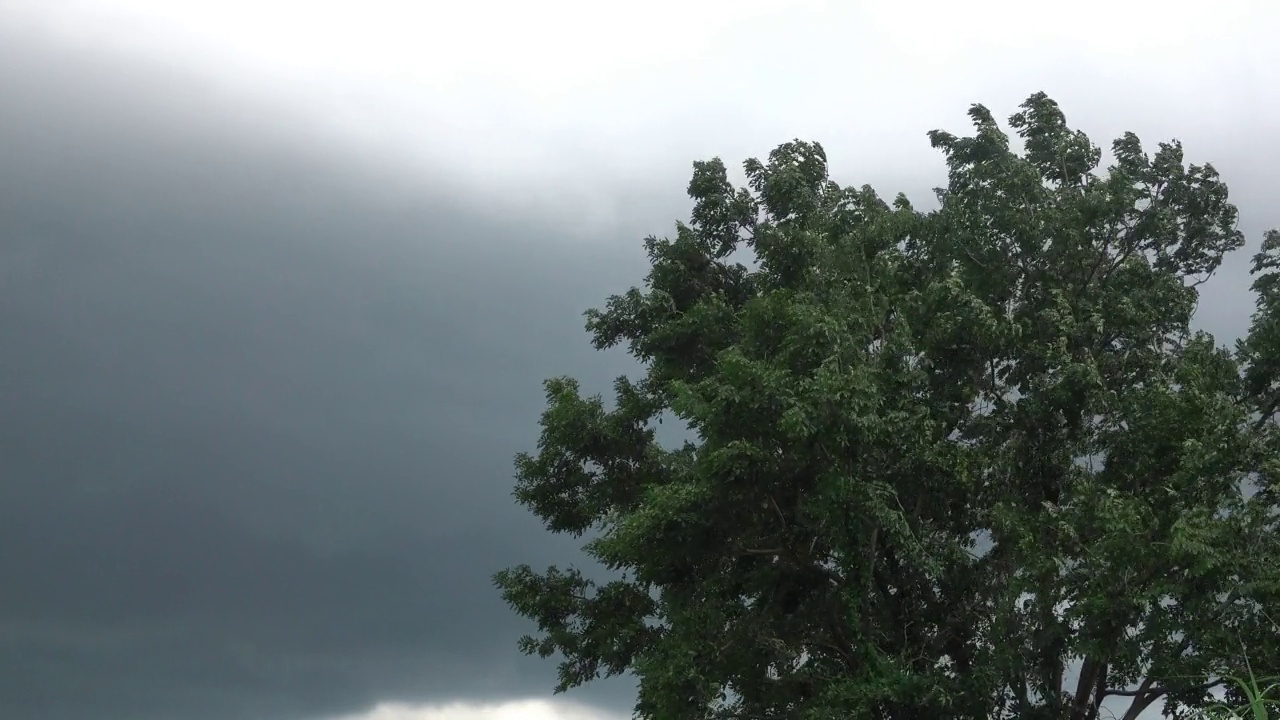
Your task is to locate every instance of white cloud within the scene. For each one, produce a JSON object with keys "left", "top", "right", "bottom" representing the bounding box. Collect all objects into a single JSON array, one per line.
[
  {"left": 6, "top": 0, "right": 1276, "bottom": 233},
  {"left": 333, "top": 699, "right": 624, "bottom": 720}
]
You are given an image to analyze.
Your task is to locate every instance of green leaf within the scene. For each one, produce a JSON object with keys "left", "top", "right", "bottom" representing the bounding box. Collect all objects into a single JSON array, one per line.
[{"left": 495, "top": 93, "right": 1280, "bottom": 720}]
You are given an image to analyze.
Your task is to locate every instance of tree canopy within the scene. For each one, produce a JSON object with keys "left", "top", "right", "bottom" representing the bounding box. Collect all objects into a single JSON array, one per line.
[{"left": 493, "top": 93, "right": 1280, "bottom": 720}]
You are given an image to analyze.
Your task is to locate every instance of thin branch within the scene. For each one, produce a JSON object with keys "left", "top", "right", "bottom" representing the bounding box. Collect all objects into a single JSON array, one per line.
[
  {"left": 1111, "top": 676, "right": 1227, "bottom": 720},
  {"left": 964, "top": 247, "right": 992, "bottom": 271},
  {"left": 769, "top": 495, "right": 788, "bottom": 528},
  {"left": 1116, "top": 676, "right": 1156, "bottom": 720},
  {"left": 1251, "top": 394, "right": 1280, "bottom": 432},
  {"left": 1107, "top": 677, "right": 1226, "bottom": 698}
]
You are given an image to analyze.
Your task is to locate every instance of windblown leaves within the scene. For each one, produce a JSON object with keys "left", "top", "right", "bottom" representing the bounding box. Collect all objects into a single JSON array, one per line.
[{"left": 495, "top": 93, "right": 1279, "bottom": 720}]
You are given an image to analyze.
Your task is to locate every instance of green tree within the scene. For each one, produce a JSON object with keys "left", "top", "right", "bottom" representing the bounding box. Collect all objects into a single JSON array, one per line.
[{"left": 493, "top": 93, "right": 1280, "bottom": 720}]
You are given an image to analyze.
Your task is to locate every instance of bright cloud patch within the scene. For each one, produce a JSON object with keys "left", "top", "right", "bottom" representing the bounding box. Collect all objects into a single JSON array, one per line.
[{"left": 336, "top": 699, "right": 624, "bottom": 720}]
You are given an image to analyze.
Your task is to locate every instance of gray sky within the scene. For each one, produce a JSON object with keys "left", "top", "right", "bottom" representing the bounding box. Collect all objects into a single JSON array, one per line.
[{"left": 0, "top": 2, "right": 1276, "bottom": 719}]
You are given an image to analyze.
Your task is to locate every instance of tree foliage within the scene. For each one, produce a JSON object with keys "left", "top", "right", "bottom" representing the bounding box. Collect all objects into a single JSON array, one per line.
[{"left": 493, "top": 93, "right": 1280, "bottom": 720}]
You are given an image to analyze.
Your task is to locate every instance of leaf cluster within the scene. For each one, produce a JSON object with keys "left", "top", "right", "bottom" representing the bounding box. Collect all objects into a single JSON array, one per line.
[{"left": 494, "top": 93, "right": 1280, "bottom": 720}]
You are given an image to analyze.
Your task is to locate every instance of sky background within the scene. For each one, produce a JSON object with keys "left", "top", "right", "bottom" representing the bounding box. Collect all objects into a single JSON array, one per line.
[{"left": 0, "top": 1, "right": 1276, "bottom": 719}]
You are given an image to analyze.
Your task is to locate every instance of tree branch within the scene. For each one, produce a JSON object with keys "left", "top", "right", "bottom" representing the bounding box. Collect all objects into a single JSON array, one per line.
[
  {"left": 742, "top": 547, "right": 785, "bottom": 556},
  {"left": 1106, "top": 677, "right": 1225, "bottom": 698},
  {"left": 1116, "top": 676, "right": 1156, "bottom": 720},
  {"left": 1071, "top": 656, "right": 1102, "bottom": 720},
  {"left": 1110, "top": 676, "right": 1227, "bottom": 720},
  {"left": 1251, "top": 393, "right": 1280, "bottom": 432}
]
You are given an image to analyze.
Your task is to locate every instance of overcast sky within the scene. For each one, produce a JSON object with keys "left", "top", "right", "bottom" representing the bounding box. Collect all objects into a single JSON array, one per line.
[{"left": 0, "top": 2, "right": 1276, "bottom": 720}]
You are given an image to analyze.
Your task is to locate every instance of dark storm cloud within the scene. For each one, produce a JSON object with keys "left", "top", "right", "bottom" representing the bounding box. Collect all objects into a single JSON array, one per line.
[
  {"left": 0, "top": 29, "right": 647, "bottom": 720},
  {"left": 2, "top": 11, "right": 1276, "bottom": 720}
]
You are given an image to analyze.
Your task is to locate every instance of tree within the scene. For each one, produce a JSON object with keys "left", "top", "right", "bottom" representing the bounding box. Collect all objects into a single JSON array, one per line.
[{"left": 493, "top": 93, "right": 1280, "bottom": 720}]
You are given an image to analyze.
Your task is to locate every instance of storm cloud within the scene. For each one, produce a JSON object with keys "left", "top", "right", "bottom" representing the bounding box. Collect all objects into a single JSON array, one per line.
[
  {"left": 0, "top": 27, "right": 646, "bottom": 720},
  {"left": 0, "top": 2, "right": 1277, "bottom": 720}
]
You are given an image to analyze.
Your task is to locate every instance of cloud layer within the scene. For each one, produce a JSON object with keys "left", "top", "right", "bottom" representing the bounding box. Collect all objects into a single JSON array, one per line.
[
  {"left": 0, "top": 27, "right": 645, "bottom": 720},
  {"left": 1, "top": 2, "right": 1276, "bottom": 719}
]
